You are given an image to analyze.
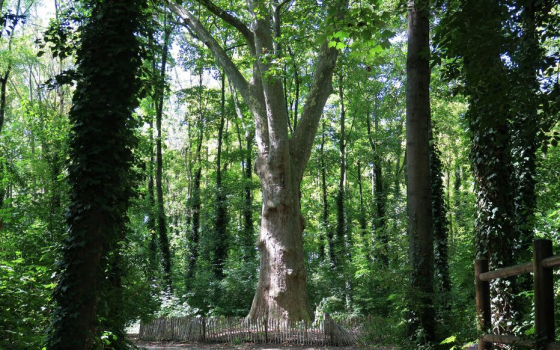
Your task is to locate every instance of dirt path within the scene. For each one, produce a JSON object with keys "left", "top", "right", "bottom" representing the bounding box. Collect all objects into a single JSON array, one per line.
[{"left": 131, "top": 336, "right": 392, "bottom": 350}]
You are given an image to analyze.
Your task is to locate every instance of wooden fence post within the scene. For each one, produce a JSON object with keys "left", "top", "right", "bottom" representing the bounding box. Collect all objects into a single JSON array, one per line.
[
  {"left": 264, "top": 318, "right": 268, "bottom": 343},
  {"left": 201, "top": 316, "right": 206, "bottom": 342},
  {"left": 475, "top": 259, "right": 491, "bottom": 350},
  {"left": 533, "top": 239, "right": 554, "bottom": 349}
]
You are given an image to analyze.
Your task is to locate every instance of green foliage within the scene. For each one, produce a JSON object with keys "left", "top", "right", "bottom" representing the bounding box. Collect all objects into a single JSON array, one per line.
[{"left": 0, "top": 0, "right": 557, "bottom": 348}]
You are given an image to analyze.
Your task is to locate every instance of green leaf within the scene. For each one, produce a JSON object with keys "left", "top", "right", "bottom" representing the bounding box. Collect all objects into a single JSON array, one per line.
[{"left": 441, "top": 335, "right": 457, "bottom": 344}]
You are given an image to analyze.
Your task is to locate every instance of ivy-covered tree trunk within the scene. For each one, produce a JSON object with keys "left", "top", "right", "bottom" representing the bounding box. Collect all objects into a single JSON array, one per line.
[
  {"left": 155, "top": 18, "right": 172, "bottom": 290},
  {"left": 510, "top": 0, "right": 553, "bottom": 264},
  {"left": 46, "top": 0, "right": 144, "bottom": 348},
  {"left": 430, "top": 138, "right": 451, "bottom": 298},
  {"left": 406, "top": 0, "right": 436, "bottom": 343},
  {"left": 461, "top": 0, "right": 517, "bottom": 334}
]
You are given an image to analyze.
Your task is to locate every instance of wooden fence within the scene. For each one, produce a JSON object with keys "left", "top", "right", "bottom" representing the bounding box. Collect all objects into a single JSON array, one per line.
[
  {"left": 139, "top": 314, "right": 374, "bottom": 346},
  {"left": 475, "top": 239, "right": 560, "bottom": 349}
]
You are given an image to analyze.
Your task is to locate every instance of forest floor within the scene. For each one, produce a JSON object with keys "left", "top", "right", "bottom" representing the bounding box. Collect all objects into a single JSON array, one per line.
[{"left": 130, "top": 335, "right": 394, "bottom": 349}]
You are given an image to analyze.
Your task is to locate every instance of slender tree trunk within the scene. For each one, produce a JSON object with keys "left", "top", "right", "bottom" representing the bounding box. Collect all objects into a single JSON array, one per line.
[
  {"left": 213, "top": 71, "right": 228, "bottom": 279},
  {"left": 0, "top": 67, "right": 9, "bottom": 211},
  {"left": 155, "top": 19, "right": 172, "bottom": 290},
  {"left": 367, "top": 111, "right": 387, "bottom": 266},
  {"left": 243, "top": 132, "right": 254, "bottom": 261},
  {"left": 187, "top": 167, "right": 202, "bottom": 282},
  {"left": 320, "top": 122, "right": 332, "bottom": 265},
  {"left": 335, "top": 74, "right": 346, "bottom": 267},
  {"left": 406, "top": 0, "right": 436, "bottom": 343},
  {"left": 231, "top": 85, "right": 255, "bottom": 262},
  {"left": 147, "top": 118, "right": 158, "bottom": 276}
]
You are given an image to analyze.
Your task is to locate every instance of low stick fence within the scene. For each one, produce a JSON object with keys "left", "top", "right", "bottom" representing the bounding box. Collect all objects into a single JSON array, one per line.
[
  {"left": 475, "top": 239, "right": 560, "bottom": 349},
  {"left": 139, "top": 314, "right": 374, "bottom": 346}
]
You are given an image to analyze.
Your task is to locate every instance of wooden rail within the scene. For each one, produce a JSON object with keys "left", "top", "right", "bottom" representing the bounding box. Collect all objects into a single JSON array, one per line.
[{"left": 475, "top": 239, "right": 560, "bottom": 349}]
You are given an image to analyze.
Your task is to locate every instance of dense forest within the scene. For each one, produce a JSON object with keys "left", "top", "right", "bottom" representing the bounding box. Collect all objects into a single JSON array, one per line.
[{"left": 0, "top": 0, "right": 559, "bottom": 349}]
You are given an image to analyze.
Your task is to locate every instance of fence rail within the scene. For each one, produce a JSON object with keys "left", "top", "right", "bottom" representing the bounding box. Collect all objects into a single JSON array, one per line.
[
  {"left": 475, "top": 239, "right": 560, "bottom": 349},
  {"left": 139, "top": 314, "right": 374, "bottom": 346}
]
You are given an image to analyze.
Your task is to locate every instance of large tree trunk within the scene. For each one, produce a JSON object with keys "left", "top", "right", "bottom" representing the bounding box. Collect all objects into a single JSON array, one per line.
[
  {"left": 248, "top": 160, "right": 311, "bottom": 320},
  {"left": 406, "top": 0, "right": 436, "bottom": 343},
  {"left": 170, "top": 0, "right": 346, "bottom": 321}
]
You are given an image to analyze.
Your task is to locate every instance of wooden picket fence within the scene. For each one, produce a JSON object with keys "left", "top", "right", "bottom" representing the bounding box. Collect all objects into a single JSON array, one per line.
[{"left": 139, "top": 314, "right": 375, "bottom": 346}]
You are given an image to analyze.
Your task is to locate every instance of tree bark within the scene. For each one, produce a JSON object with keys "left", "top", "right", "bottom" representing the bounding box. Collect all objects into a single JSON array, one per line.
[{"left": 406, "top": 0, "right": 436, "bottom": 343}]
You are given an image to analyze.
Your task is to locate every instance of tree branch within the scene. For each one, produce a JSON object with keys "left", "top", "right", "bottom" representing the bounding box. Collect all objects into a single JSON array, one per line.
[
  {"left": 290, "top": 42, "right": 339, "bottom": 181},
  {"left": 168, "top": 3, "right": 253, "bottom": 113},
  {"left": 194, "top": 0, "right": 255, "bottom": 55},
  {"left": 169, "top": 2, "right": 269, "bottom": 154}
]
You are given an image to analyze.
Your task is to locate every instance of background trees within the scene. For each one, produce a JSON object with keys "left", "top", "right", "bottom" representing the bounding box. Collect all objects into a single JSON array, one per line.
[{"left": 0, "top": 0, "right": 557, "bottom": 348}]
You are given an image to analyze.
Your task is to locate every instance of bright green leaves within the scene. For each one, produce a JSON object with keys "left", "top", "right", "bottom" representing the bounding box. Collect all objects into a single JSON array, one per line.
[{"left": 326, "top": 5, "right": 395, "bottom": 63}]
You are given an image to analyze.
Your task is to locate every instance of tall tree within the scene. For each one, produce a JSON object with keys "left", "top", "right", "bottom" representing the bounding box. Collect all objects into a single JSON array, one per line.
[
  {"left": 367, "top": 110, "right": 388, "bottom": 266},
  {"left": 335, "top": 74, "right": 347, "bottom": 268},
  {"left": 437, "top": 0, "right": 519, "bottom": 333},
  {"left": 406, "top": 0, "right": 436, "bottom": 343},
  {"left": 231, "top": 85, "right": 255, "bottom": 262},
  {"left": 169, "top": 0, "right": 347, "bottom": 321},
  {"left": 320, "top": 121, "right": 333, "bottom": 265},
  {"left": 46, "top": 0, "right": 145, "bottom": 348},
  {"left": 213, "top": 71, "right": 228, "bottom": 279},
  {"left": 155, "top": 14, "right": 172, "bottom": 290},
  {"left": 0, "top": 0, "right": 22, "bottom": 218}
]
